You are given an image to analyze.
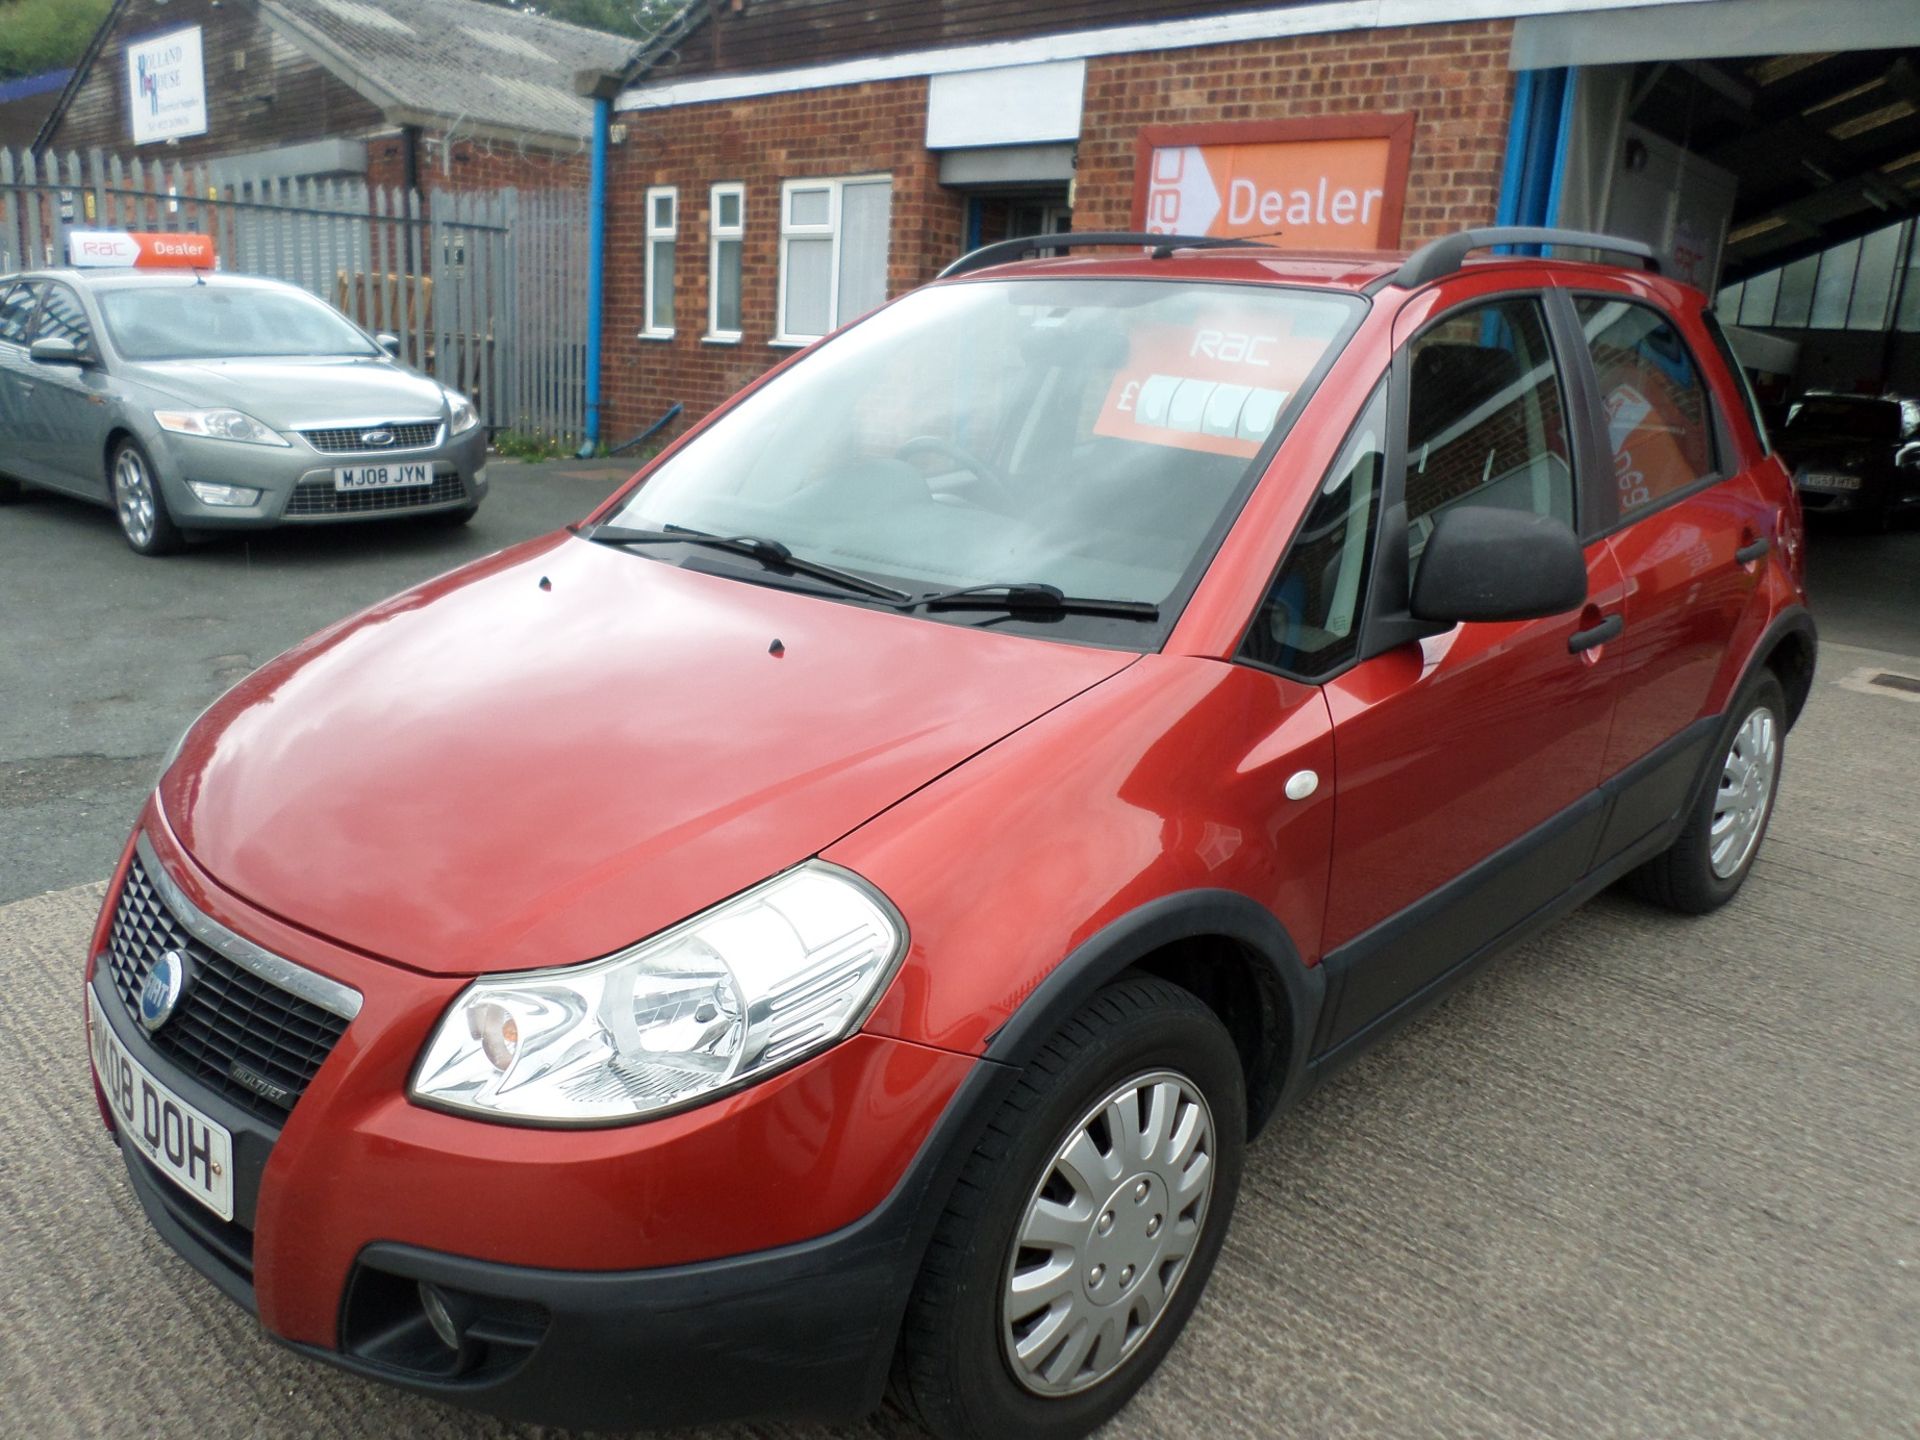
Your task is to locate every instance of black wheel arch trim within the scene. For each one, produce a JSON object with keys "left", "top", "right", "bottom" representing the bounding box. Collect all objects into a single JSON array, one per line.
[
  {"left": 981, "top": 888, "right": 1325, "bottom": 1138},
  {"left": 1741, "top": 604, "right": 1817, "bottom": 729}
]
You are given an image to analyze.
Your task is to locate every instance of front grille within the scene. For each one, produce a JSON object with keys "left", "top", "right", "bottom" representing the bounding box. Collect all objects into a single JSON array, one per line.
[
  {"left": 285, "top": 471, "right": 467, "bottom": 515},
  {"left": 103, "top": 856, "right": 349, "bottom": 1125},
  {"left": 299, "top": 420, "right": 442, "bottom": 454}
]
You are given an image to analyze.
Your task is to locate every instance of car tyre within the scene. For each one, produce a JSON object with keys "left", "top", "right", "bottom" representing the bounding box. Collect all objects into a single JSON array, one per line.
[
  {"left": 1627, "top": 669, "right": 1786, "bottom": 914},
  {"left": 895, "top": 975, "right": 1245, "bottom": 1440},
  {"left": 0, "top": 474, "right": 23, "bottom": 503},
  {"left": 110, "top": 437, "right": 183, "bottom": 556}
]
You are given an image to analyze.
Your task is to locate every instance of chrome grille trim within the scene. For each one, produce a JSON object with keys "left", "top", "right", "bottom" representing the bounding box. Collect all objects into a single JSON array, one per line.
[
  {"left": 298, "top": 420, "right": 443, "bottom": 454},
  {"left": 133, "top": 833, "right": 362, "bottom": 1021}
]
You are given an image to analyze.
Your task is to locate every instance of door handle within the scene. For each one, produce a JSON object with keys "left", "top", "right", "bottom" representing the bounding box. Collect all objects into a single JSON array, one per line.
[
  {"left": 1735, "top": 537, "right": 1770, "bottom": 565},
  {"left": 1568, "top": 613, "right": 1623, "bottom": 653}
]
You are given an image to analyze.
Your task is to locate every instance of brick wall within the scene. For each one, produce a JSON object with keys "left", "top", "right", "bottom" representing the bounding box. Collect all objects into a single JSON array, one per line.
[
  {"left": 365, "top": 133, "right": 589, "bottom": 196},
  {"left": 602, "top": 19, "right": 1517, "bottom": 440},
  {"left": 601, "top": 78, "right": 966, "bottom": 444},
  {"left": 1074, "top": 20, "right": 1515, "bottom": 244}
]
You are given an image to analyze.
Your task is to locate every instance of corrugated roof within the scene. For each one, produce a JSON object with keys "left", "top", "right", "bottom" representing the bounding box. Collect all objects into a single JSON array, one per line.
[{"left": 266, "top": 0, "right": 637, "bottom": 142}]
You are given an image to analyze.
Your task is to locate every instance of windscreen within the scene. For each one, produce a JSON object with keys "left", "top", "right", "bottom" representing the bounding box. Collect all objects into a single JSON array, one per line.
[
  {"left": 1785, "top": 396, "right": 1898, "bottom": 440},
  {"left": 99, "top": 284, "right": 378, "bottom": 361},
  {"left": 605, "top": 278, "right": 1363, "bottom": 619}
]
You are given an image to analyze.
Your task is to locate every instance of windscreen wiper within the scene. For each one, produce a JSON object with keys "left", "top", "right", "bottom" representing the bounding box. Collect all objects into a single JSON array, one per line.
[
  {"left": 588, "top": 524, "right": 912, "bottom": 603},
  {"left": 900, "top": 582, "right": 1160, "bottom": 620}
]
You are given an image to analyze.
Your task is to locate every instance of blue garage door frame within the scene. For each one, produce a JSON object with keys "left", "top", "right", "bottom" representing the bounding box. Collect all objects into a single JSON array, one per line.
[{"left": 1495, "top": 66, "right": 1576, "bottom": 246}]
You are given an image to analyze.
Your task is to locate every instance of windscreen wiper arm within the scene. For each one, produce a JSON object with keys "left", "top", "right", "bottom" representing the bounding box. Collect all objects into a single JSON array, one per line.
[
  {"left": 588, "top": 524, "right": 912, "bottom": 602},
  {"left": 900, "top": 582, "right": 1160, "bottom": 620}
]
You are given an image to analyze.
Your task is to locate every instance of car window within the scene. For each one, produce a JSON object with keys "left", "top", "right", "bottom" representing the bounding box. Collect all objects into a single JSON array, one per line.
[
  {"left": 1241, "top": 383, "right": 1385, "bottom": 678},
  {"left": 1785, "top": 395, "right": 1899, "bottom": 441},
  {"left": 604, "top": 278, "right": 1365, "bottom": 643},
  {"left": 1700, "top": 309, "right": 1771, "bottom": 457},
  {"left": 32, "top": 284, "right": 95, "bottom": 356},
  {"left": 0, "top": 281, "right": 40, "bottom": 345},
  {"left": 1404, "top": 295, "right": 1573, "bottom": 571},
  {"left": 97, "top": 283, "right": 378, "bottom": 360},
  {"left": 1574, "top": 296, "right": 1716, "bottom": 523}
]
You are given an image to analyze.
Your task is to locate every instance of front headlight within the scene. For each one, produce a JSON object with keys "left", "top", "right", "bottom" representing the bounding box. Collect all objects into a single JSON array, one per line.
[
  {"left": 154, "top": 408, "right": 290, "bottom": 447},
  {"left": 446, "top": 392, "right": 478, "bottom": 435},
  {"left": 409, "top": 863, "right": 906, "bottom": 1125}
]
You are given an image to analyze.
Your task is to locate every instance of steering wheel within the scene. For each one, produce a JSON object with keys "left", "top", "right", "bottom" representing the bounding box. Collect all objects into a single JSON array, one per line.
[{"left": 895, "top": 435, "right": 1020, "bottom": 510}]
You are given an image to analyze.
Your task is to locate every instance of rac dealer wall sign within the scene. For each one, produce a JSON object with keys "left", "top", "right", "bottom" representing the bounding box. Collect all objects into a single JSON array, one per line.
[{"left": 1133, "top": 114, "right": 1415, "bottom": 249}]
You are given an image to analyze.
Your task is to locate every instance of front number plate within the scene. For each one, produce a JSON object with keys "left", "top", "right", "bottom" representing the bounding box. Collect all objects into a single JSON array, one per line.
[
  {"left": 335, "top": 462, "right": 432, "bottom": 492},
  {"left": 1798, "top": 471, "right": 1862, "bottom": 492},
  {"left": 88, "top": 987, "right": 235, "bottom": 1221}
]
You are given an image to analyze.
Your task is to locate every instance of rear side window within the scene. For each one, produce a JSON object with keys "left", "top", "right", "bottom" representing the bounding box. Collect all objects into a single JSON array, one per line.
[
  {"left": 0, "top": 282, "right": 39, "bottom": 344},
  {"left": 1573, "top": 296, "right": 1715, "bottom": 522},
  {"left": 1700, "top": 309, "right": 1771, "bottom": 456},
  {"left": 1404, "top": 295, "right": 1574, "bottom": 569},
  {"left": 1241, "top": 383, "right": 1386, "bottom": 678}
]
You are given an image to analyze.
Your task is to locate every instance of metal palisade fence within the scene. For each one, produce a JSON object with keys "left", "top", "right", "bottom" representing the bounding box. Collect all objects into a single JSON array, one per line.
[{"left": 0, "top": 146, "right": 588, "bottom": 444}]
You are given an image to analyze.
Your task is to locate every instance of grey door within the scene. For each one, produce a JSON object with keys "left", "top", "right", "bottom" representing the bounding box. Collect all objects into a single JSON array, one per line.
[
  {"left": 24, "top": 283, "right": 114, "bottom": 499},
  {"left": 0, "top": 281, "right": 47, "bottom": 483}
]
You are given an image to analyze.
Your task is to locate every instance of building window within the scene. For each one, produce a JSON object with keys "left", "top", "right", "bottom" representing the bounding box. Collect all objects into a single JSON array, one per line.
[
  {"left": 777, "top": 176, "right": 892, "bottom": 344},
  {"left": 644, "top": 186, "right": 677, "bottom": 338},
  {"left": 709, "top": 183, "right": 745, "bottom": 341}
]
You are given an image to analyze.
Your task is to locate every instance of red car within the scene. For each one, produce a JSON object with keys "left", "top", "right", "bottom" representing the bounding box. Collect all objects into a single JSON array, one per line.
[{"left": 85, "top": 227, "right": 1813, "bottom": 1440}]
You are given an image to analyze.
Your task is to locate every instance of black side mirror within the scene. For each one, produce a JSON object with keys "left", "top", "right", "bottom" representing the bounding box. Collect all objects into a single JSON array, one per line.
[
  {"left": 1410, "top": 507, "right": 1587, "bottom": 625},
  {"left": 376, "top": 332, "right": 402, "bottom": 358},
  {"left": 29, "top": 335, "right": 86, "bottom": 366}
]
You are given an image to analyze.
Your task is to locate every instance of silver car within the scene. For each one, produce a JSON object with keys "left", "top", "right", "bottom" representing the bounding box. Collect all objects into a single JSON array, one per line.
[{"left": 0, "top": 268, "right": 488, "bottom": 555}]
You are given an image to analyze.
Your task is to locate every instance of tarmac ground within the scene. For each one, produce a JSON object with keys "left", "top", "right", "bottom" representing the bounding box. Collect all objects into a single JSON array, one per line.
[{"left": 2, "top": 470, "right": 1916, "bottom": 1439}]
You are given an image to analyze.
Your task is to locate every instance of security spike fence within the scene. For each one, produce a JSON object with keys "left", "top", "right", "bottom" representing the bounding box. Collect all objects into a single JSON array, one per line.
[{"left": 0, "top": 146, "right": 588, "bottom": 445}]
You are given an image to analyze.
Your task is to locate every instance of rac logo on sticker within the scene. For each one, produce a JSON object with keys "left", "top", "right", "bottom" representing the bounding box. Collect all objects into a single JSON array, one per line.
[{"left": 1192, "top": 331, "right": 1279, "bottom": 366}]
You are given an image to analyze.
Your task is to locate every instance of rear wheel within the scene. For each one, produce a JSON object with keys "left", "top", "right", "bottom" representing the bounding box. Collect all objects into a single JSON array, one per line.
[
  {"left": 895, "top": 976, "right": 1245, "bottom": 1440},
  {"left": 111, "top": 438, "right": 183, "bottom": 556},
  {"left": 1627, "top": 670, "right": 1786, "bottom": 914}
]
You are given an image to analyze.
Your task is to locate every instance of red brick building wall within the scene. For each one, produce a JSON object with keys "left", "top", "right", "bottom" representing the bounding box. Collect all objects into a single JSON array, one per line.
[
  {"left": 601, "top": 18, "right": 1517, "bottom": 440},
  {"left": 1074, "top": 20, "right": 1515, "bottom": 244},
  {"left": 602, "top": 78, "right": 967, "bottom": 445},
  {"left": 365, "top": 133, "right": 589, "bottom": 197}
]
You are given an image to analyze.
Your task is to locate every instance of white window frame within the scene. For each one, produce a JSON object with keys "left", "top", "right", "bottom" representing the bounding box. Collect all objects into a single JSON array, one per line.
[
  {"left": 706, "top": 182, "right": 746, "bottom": 343},
  {"left": 643, "top": 185, "right": 678, "bottom": 339},
  {"left": 775, "top": 173, "right": 891, "bottom": 346}
]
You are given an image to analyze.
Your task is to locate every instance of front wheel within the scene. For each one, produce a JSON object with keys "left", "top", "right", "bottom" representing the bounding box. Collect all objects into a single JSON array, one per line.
[
  {"left": 1627, "top": 670, "right": 1786, "bottom": 913},
  {"left": 111, "top": 438, "right": 183, "bottom": 555},
  {"left": 895, "top": 976, "right": 1245, "bottom": 1440}
]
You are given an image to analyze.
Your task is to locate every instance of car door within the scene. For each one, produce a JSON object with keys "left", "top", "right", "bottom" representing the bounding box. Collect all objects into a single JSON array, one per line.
[
  {"left": 1564, "top": 288, "right": 1770, "bottom": 844},
  {"left": 0, "top": 280, "right": 47, "bottom": 482},
  {"left": 22, "top": 281, "right": 114, "bottom": 498},
  {"left": 1308, "top": 287, "right": 1626, "bottom": 1053}
]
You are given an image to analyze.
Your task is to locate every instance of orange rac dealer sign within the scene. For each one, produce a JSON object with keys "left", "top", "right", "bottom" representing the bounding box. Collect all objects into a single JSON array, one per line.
[
  {"left": 1133, "top": 114, "right": 1415, "bottom": 250},
  {"left": 67, "top": 229, "right": 215, "bottom": 269}
]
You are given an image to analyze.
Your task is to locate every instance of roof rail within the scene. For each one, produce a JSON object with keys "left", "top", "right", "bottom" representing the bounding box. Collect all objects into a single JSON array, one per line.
[
  {"left": 1384, "top": 227, "right": 1661, "bottom": 290},
  {"left": 937, "top": 231, "right": 1255, "bottom": 280}
]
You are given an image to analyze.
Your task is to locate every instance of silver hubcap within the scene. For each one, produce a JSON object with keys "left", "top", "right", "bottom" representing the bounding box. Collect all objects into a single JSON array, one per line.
[
  {"left": 1001, "top": 1070, "right": 1215, "bottom": 1397},
  {"left": 114, "top": 448, "right": 156, "bottom": 548},
  {"left": 1711, "top": 704, "right": 1778, "bottom": 878}
]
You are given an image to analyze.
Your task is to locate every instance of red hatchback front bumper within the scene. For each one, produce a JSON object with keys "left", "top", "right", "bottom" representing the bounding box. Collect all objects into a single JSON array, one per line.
[{"left": 85, "top": 804, "right": 988, "bottom": 1429}]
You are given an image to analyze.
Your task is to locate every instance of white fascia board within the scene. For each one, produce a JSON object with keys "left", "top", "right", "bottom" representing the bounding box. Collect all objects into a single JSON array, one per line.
[
  {"left": 926, "top": 60, "right": 1085, "bottom": 149},
  {"left": 615, "top": 0, "right": 1722, "bottom": 113}
]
